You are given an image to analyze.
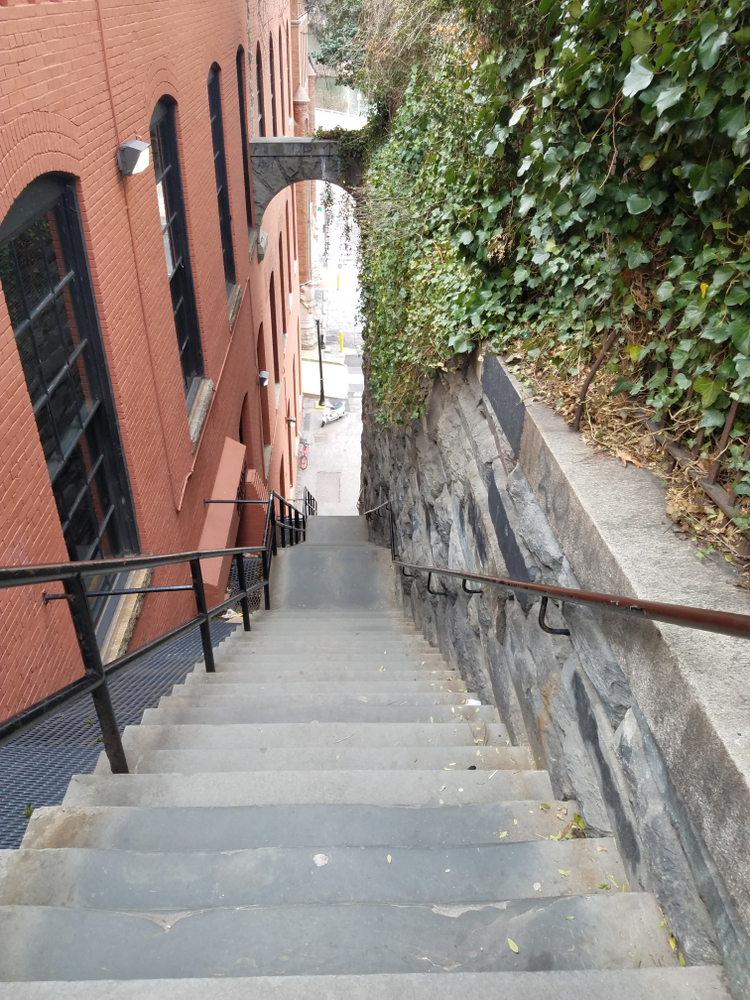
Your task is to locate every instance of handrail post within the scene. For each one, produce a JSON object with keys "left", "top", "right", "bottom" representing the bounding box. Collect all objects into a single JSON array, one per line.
[
  {"left": 294, "top": 508, "right": 300, "bottom": 544},
  {"left": 271, "top": 500, "right": 278, "bottom": 555},
  {"left": 190, "top": 558, "right": 215, "bottom": 672},
  {"left": 262, "top": 547, "right": 271, "bottom": 610},
  {"left": 234, "top": 552, "right": 251, "bottom": 632},
  {"left": 63, "top": 573, "right": 128, "bottom": 774}
]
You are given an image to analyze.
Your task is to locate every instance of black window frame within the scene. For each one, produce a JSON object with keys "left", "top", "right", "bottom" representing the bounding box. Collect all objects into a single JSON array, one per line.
[
  {"left": 0, "top": 173, "right": 139, "bottom": 627},
  {"left": 269, "top": 35, "right": 278, "bottom": 137},
  {"left": 256, "top": 44, "right": 266, "bottom": 138},
  {"left": 236, "top": 47, "right": 254, "bottom": 234},
  {"left": 207, "top": 64, "right": 236, "bottom": 293},
  {"left": 278, "top": 28, "right": 285, "bottom": 136},
  {"left": 150, "top": 97, "right": 204, "bottom": 407}
]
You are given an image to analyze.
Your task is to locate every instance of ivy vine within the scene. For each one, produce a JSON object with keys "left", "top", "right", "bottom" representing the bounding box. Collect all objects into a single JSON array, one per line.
[{"left": 358, "top": 0, "right": 750, "bottom": 512}]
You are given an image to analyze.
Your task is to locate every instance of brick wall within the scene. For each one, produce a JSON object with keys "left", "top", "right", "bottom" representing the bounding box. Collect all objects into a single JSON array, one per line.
[{"left": 0, "top": 0, "right": 305, "bottom": 720}]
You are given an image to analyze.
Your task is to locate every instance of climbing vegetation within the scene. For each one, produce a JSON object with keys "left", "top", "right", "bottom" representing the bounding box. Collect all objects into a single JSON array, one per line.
[{"left": 355, "top": 0, "right": 750, "bottom": 545}]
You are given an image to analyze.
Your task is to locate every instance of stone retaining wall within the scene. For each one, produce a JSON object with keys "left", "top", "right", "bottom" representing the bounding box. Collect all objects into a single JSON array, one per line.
[{"left": 361, "top": 350, "right": 750, "bottom": 999}]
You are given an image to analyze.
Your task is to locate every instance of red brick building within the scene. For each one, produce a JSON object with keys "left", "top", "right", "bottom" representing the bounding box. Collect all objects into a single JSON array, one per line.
[{"left": 0, "top": 0, "right": 316, "bottom": 720}]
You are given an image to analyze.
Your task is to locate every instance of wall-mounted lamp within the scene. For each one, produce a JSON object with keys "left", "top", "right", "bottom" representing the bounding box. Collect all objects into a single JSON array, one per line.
[
  {"left": 287, "top": 416, "right": 297, "bottom": 425},
  {"left": 259, "top": 370, "right": 270, "bottom": 387},
  {"left": 117, "top": 140, "right": 150, "bottom": 176}
]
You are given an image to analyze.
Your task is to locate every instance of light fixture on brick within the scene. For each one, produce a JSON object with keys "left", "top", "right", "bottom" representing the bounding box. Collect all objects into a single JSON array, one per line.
[{"left": 116, "top": 140, "right": 150, "bottom": 176}]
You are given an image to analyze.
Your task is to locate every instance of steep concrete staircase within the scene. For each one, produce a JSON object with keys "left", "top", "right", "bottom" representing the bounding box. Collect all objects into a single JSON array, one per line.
[{"left": 0, "top": 518, "right": 731, "bottom": 997}]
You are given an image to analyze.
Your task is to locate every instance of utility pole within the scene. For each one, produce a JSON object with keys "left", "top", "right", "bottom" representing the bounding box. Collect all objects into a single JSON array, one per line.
[{"left": 316, "top": 318, "right": 326, "bottom": 407}]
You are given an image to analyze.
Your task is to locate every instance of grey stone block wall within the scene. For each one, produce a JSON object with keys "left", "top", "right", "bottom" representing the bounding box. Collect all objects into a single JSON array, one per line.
[{"left": 361, "top": 353, "right": 750, "bottom": 999}]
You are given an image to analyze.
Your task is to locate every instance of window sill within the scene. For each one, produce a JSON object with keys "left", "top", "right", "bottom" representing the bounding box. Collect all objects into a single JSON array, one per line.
[
  {"left": 188, "top": 377, "right": 214, "bottom": 449},
  {"left": 228, "top": 284, "right": 243, "bottom": 331},
  {"left": 100, "top": 568, "right": 152, "bottom": 664}
]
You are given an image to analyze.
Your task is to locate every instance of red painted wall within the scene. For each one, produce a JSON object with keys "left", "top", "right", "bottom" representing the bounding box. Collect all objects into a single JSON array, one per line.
[{"left": 0, "top": 0, "right": 312, "bottom": 720}]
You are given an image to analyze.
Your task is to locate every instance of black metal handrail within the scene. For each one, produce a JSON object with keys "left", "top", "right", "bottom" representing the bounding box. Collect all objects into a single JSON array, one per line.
[
  {"left": 0, "top": 488, "right": 318, "bottom": 773},
  {"left": 366, "top": 500, "right": 750, "bottom": 642}
]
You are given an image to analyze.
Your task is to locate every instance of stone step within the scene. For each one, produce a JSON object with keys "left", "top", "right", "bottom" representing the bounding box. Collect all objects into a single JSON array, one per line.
[
  {"left": 23, "top": 802, "right": 577, "bottom": 851},
  {"left": 0, "top": 839, "right": 626, "bottom": 910},
  {"left": 62, "top": 769, "right": 554, "bottom": 808},
  {"left": 142, "top": 704, "right": 499, "bottom": 725},
  {"left": 116, "top": 721, "right": 511, "bottom": 750},
  {"left": 185, "top": 669, "right": 460, "bottom": 684},
  {"left": 0, "top": 893, "right": 677, "bottom": 979},
  {"left": 95, "top": 744, "right": 534, "bottom": 774},
  {"left": 217, "top": 649, "right": 445, "bottom": 661},
  {"left": 177, "top": 680, "right": 470, "bottom": 695},
  {"left": 160, "top": 690, "right": 478, "bottom": 708},
  {"left": 0, "top": 969, "right": 733, "bottom": 1000},
  {"left": 213, "top": 649, "right": 446, "bottom": 674}
]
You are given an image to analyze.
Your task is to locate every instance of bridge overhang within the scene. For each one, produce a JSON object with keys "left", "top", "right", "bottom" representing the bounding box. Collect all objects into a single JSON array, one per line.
[{"left": 249, "top": 137, "right": 361, "bottom": 239}]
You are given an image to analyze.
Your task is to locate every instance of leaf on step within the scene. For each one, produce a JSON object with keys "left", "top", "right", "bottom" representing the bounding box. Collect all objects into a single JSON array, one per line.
[
  {"left": 439, "top": 799, "right": 444, "bottom": 805},
  {"left": 549, "top": 831, "right": 562, "bottom": 841},
  {"left": 533, "top": 882, "right": 541, "bottom": 891},
  {"left": 565, "top": 916, "right": 575, "bottom": 920},
  {"left": 499, "top": 831, "right": 508, "bottom": 839},
  {"left": 514, "top": 819, "right": 518, "bottom": 825},
  {"left": 678, "top": 952, "right": 686, "bottom": 967},
  {"left": 387, "top": 855, "right": 392, "bottom": 863},
  {"left": 609, "top": 875, "right": 619, "bottom": 888},
  {"left": 573, "top": 813, "right": 586, "bottom": 832},
  {"left": 445, "top": 869, "right": 451, "bottom": 873},
  {"left": 430, "top": 717, "right": 434, "bottom": 724},
  {"left": 595, "top": 846, "right": 607, "bottom": 852},
  {"left": 598, "top": 883, "right": 611, "bottom": 889},
  {"left": 659, "top": 920, "right": 666, "bottom": 927},
  {"left": 669, "top": 935, "right": 677, "bottom": 951},
  {"left": 379, "top": 666, "right": 385, "bottom": 671},
  {"left": 313, "top": 854, "right": 330, "bottom": 867},
  {"left": 558, "top": 869, "right": 572, "bottom": 877},
  {"left": 540, "top": 803, "right": 551, "bottom": 811},
  {"left": 507, "top": 939, "right": 519, "bottom": 953}
]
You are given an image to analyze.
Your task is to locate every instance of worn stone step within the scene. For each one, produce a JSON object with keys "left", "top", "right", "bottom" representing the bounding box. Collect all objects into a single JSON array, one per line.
[
  {"left": 63, "top": 769, "right": 553, "bottom": 808},
  {"left": 141, "top": 704, "right": 499, "bottom": 725},
  {"left": 115, "top": 721, "right": 510, "bottom": 751},
  {"left": 0, "top": 893, "right": 676, "bottom": 979},
  {"left": 213, "top": 656, "right": 446, "bottom": 669},
  {"left": 176, "top": 681, "right": 469, "bottom": 697},
  {"left": 95, "top": 744, "right": 533, "bottom": 774},
  {"left": 0, "top": 968, "right": 733, "bottom": 1000},
  {"left": 160, "top": 691, "right": 478, "bottom": 708},
  {"left": 185, "top": 669, "right": 459, "bottom": 684},
  {"left": 23, "top": 801, "right": 577, "bottom": 851},
  {"left": 0, "top": 839, "right": 626, "bottom": 910},
  {"left": 217, "top": 650, "right": 445, "bottom": 662}
]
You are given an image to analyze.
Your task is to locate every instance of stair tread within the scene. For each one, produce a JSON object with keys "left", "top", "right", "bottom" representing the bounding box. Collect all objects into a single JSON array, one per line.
[
  {"left": 141, "top": 704, "right": 500, "bottom": 724},
  {"left": 0, "top": 894, "right": 676, "bottom": 979},
  {"left": 95, "top": 745, "right": 533, "bottom": 774},
  {"left": 115, "top": 722, "right": 511, "bottom": 748},
  {"left": 62, "top": 768, "right": 554, "bottom": 808},
  {"left": 0, "top": 839, "right": 626, "bottom": 909},
  {"left": 23, "top": 802, "right": 579, "bottom": 851},
  {"left": 161, "top": 690, "right": 479, "bottom": 706},
  {"left": 0, "top": 969, "right": 733, "bottom": 999}
]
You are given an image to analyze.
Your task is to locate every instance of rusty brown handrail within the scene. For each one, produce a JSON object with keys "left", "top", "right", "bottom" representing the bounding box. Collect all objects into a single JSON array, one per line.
[{"left": 394, "top": 560, "right": 750, "bottom": 641}]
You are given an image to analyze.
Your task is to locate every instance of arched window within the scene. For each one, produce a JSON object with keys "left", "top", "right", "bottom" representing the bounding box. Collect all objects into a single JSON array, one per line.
[
  {"left": 255, "top": 44, "right": 265, "bottom": 137},
  {"left": 150, "top": 97, "right": 203, "bottom": 406},
  {"left": 207, "top": 64, "right": 236, "bottom": 292},
  {"left": 0, "top": 173, "right": 138, "bottom": 624},
  {"left": 278, "top": 28, "right": 285, "bottom": 136},
  {"left": 236, "top": 48, "right": 253, "bottom": 233},
  {"left": 269, "top": 35, "right": 278, "bottom": 137}
]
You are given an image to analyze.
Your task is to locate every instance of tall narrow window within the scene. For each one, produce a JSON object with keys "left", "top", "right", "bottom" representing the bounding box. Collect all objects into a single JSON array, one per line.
[
  {"left": 278, "top": 233, "right": 287, "bottom": 334},
  {"left": 270, "top": 273, "right": 280, "bottom": 386},
  {"left": 269, "top": 36, "right": 278, "bottom": 137},
  {"left": 236, "top": 48, "right": 253, "bottom": 233},
  {"left": 278, "top": 29, "right": 285, "bottom": 135},
  {"left": 286, "top": 22, "right": 293, "bottom": 119},
  {"left": 256, "top": 45, "right": 265, "bottom": 138},
  {"left": 150, "top": 98, "right": 203, "bottom": 407},
  {"left": 0, "top": 174, "right": 138, "bottom": 627},
  {"left": 208, "top": 64, "right": 236, "bottom": 293}
]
